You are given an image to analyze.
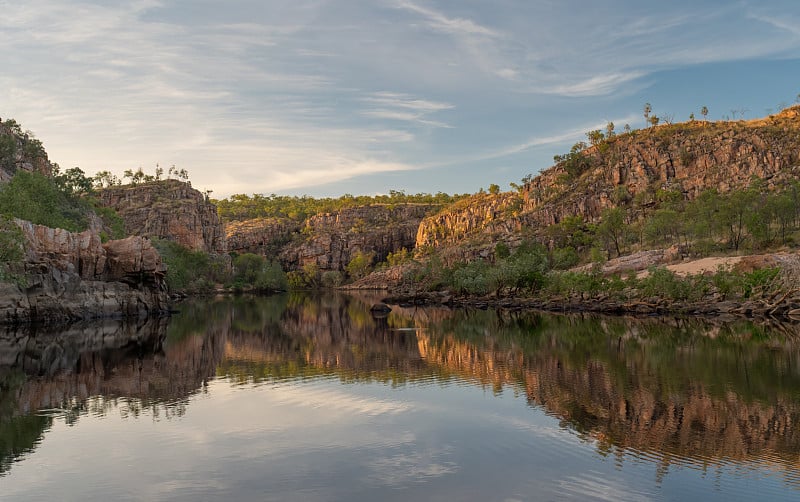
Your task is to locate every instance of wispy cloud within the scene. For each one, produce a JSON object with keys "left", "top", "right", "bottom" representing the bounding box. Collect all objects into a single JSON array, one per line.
[
  {"left": 393, "top": 0, "right": 499, "bottom": 38},
  {"left": 1, "top": 1, "right": 799, "bottom": 196},
  {"left": 361, "top": 91, "right": 453, "bottom": 127},
  {"left": 540, "top": 72, "right": 647, "bottom": 98}
]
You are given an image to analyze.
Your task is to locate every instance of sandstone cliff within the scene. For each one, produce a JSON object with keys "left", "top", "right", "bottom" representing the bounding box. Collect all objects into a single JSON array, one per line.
[
  {"left": 415, "top": 107, "right": 800, "bottom": 252},
  {"left": 225, "top": 217, "right": 301, "bottom": 256},
  {"left": 0, "top": 220, "right": 168, "bottom": 324},
  {"left": 278, "top": 204, "right": 435, "bottom": 271},
  {"left": 97, "top": 180, "right": 226, "bottom": 254}
]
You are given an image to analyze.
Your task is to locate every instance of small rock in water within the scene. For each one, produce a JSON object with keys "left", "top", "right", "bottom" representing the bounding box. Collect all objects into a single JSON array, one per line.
[{"left": 370, "top": 303, "right": 392, "bottom": 313}]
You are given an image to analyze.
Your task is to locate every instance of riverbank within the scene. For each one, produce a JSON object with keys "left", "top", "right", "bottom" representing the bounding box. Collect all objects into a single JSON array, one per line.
[{"left": 381, "top": 289, "right": 800, "bottom": 320}]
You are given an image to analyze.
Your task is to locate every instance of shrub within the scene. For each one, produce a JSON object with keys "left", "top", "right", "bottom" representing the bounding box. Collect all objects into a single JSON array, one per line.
[
  {"left": 386, "top": 248, "right": 413, "bottom": 267},
  {"left": 551, "top": 246, "right": 579, "bottom": 270},
  {"left": 152, "top": 238, "right": 229, "bottom": 293},
  {"left": 0, "top": 171, "right": 88, "bottom": 231},
  {"left": 0, "top": 216, "right": 26, "bottom": 286},
  {"left": 321, "top": 270, "right": 345, "bottom": 288},
  {"left": 451, "top": 260, "right": 490, "bottom": 295},
  {"left": 346, "top": 251, "right": 375, "bottom": 280}
]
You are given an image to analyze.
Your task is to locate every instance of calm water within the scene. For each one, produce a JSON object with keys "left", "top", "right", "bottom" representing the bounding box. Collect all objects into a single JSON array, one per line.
[{"left": 2, "top": 293, "right": 800, "bottom": 501}]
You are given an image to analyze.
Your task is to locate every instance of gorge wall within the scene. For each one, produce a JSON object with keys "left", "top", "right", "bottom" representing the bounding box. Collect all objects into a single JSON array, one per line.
[
  {"left": 225, "top": 204, "right": 436, "bottom": 272},
  {"left": 415, "top": 107, "right": 800, "bottom": 253},
  {"left": 0, "top": 221, "right": 169, "bottom": 324},
  {"left": 278, "top": 204, "right": 434, "bottom": 272},
  {"left": 97, "top": 180, "right": 227, "bottom": 254}
]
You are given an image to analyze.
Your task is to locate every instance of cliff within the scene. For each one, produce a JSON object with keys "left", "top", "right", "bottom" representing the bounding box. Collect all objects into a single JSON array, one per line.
[
  {"left": 97, "top": 180, "right": 226, "bottom": 254},
  {"left": 415, "top": 107, "right": 800, "bottom": 252},
  {"left": 225, "top": 217, "right": 301, "bottom": 256},
  {"left": 278, "top": 204, "right": 435, "bottom": 271},
  {"left": 0, "top": 221, "right": 168, "bottom": 324}
]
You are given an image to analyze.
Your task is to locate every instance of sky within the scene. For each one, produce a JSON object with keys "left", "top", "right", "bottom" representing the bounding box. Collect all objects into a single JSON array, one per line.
[{"left": 1, "top": 0, "right": 799, "bottom": 198}]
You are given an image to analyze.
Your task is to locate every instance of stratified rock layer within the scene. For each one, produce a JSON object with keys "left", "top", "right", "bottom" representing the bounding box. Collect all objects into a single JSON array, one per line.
[
  {"left": 416, "top": 108, "right": 800, "bottom": 252},
  {"left": 278, "top": 204, "right": 435, "bottom": 271},
  {"left": 97, "top": 180, "right": 226, "bottom": 254},
  {"left": 0, "top": 221, "right": 168, "bottom": 324}
]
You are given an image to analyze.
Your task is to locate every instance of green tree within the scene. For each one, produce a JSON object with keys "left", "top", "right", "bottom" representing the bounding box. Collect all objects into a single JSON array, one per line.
[
  {"left": 597, "top": 207, "right": 628, "bottom": 257},
  {"left": 346, "top": 251, "right": 375, "bottom": 280},
  {"left": 488, "top": 183, "right": 500, "bottom": 195},
  {"left": 701, "top": 106, "right": 708, "bottom": 121},
  {"left": 0, "top": 171, "right": 88, "bottom": 231},
  {"left": 0, "top": 135, "right": 16, "bottom": 173}
]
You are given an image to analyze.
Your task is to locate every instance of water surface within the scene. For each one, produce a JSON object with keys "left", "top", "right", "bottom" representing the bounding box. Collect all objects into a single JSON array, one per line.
[{"left": 2, "top": 293, "right": 800, "bottom": 501}]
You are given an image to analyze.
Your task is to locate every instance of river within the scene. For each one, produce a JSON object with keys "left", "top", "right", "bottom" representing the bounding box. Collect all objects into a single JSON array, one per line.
[{"left": 1, "top": 293, "right": 799, "bottom": 501}]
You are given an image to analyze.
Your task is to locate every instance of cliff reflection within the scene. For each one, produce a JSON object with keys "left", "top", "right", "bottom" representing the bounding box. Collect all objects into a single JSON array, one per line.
[{"left": 2, "top": 293, "right": 800, "bottom": 483}]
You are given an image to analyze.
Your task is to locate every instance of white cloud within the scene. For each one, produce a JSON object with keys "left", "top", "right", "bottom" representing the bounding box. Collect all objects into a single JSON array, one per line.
[
  {"left": 393, "top": 0, "right": 500, "bottom": 38},
  {"left": 1, "top": 0, "right": 800, "bottom": 195},
  {"left": 541, "top": 72, "right": 648, "bottom": 98}
]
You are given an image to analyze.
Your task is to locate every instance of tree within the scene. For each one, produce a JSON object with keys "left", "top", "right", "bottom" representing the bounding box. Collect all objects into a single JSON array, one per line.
[
  {"left": 488, "top": 183, "right": 500, "bottom": 195},
  {"left": 701, "top": 106, "right": 708, "bottom": 121},
  {"left": 345, "top": 251, "right": 375, "bottom": 280},
  {"left": 643, "top": 103, "right": 652, "bottom": 124},
  {"left": 597, "top": 207, "right": 627, "bottom": 257},
  {"left": 648, "top": 115, "right": 660, "bottom": 127},
  {"left": 0, "top": 135, "right": 17, "bottom": 173},
  {"left": 586, "top": 129, "right": 605, "bottom": 146},
  {"left": 57, "top": 167, "right": 93, "bottom": 195},
  {"left": 93, "top": 170, "right": 119, "bottom": 188},
  {"left": 689, "top": 113, "right": 695, "bottom": 122}
]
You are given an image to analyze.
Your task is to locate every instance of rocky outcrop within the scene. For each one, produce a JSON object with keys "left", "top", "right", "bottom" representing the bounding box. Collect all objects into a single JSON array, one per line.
[
  {"left": 415, "top": 193, "right": 523, "bottom": 249},
  {"left": 279, "top": 204, "right": 434, "bottom": 271},
  {"left": 0, "top": 119, "right": 52, "bottom": 182},
  {"left": 523, "top": 108, "right": 800, "bottom": 227},
  {"left": 0, "top": 221, "right": 168, "bottom": 324},
  {"left": 97, "top": 180, "right": 226, "bottom": 254},
  {"left": 415, "top": 107, "right": 800, "bottom": 251},
  {"left": 225, "top": 217, "right": 301, "bottom": 256}
]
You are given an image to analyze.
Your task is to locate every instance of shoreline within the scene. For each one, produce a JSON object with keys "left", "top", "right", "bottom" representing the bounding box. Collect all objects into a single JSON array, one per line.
[{"left": 380, "top": 290, "right": 800, "bottom": 321}]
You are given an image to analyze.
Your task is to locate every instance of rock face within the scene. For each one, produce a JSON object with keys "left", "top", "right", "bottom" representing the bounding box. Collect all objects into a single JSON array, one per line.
[
  {"left": 97, "top": 180, "right": 226, "bottom": 254},
  {"left": 523, "top": 108, "right": 800, "bottom": 227},
  {"left": 278, "top": 204, "right": 434, "bottom": 271},
  {"left": 225, "top": 217, "right": 301, "bottom": 256},
  {"left": 415, "top": 107, "right": 800, "bottom": 252},
  {"left": 416, "top": 192, "right": 524, "bottom": 250},
  {"left": 0, "top": 220, "right": 168, "bottom": 324}
]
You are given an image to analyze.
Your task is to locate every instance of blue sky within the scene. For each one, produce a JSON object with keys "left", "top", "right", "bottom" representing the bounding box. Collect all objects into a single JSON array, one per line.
[{"left": 1, "top": 0, "right": 799, "bottom": 198}]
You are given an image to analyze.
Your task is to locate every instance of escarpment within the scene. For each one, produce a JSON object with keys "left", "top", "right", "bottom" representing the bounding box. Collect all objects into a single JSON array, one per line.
[
  {"left": 97, "top": 180, "right": 226, "bottom": 254},
  {"left": 415, "top": 107, "right": 800, "bottom": 252},
  {"left": 278, "top": 204, "right": 435, "bottom": 272},
  {"left": 0, "top": 221, "right": 168, "bottom": 324},
  {"left": 225, "top": 217, "right": 302, "bottom": 256}
]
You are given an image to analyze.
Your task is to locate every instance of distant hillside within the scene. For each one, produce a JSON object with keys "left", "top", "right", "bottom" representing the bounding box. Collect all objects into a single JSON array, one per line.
[{"left": 417, "top": 106, "right": 800, "bottom": 257}]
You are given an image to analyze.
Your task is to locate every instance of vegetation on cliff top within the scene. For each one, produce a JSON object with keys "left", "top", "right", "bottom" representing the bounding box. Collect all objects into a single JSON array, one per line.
[{"left": 213, "top": 191, "right": 468, "bottom": 222}]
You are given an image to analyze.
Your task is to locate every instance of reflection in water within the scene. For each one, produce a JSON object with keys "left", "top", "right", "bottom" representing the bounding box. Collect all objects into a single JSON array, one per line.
[{"left": 2, "top": 292, "right": 800, "bottom": 497}]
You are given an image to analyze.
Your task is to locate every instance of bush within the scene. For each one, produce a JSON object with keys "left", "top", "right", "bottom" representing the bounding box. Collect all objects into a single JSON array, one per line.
[
  {"left": 346, "top": 251, "right": 375, "bottom": 280},
  {"left": 451, "top": 260, "right": 491, "bottom": 295},
  {"left": 152, "top": 238, "right": 229, "bottom": 293},
  {"left": 230, "top": 253, "right": 286, "bottom": 292},
  {"left": 551, "top": 246, "right": 579, "bottom": 270},
  {"left": 386, "top": 248, "right": 412, "bottom": 266},
  {"left": 321, "top": 270, "right": 345, "bottom": 288},
  {"left": 0, "top": 216, "right": 26, "bottom": 286},
  {"left": 0, "top": 171, "right": 88, "bottom": 231}
]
